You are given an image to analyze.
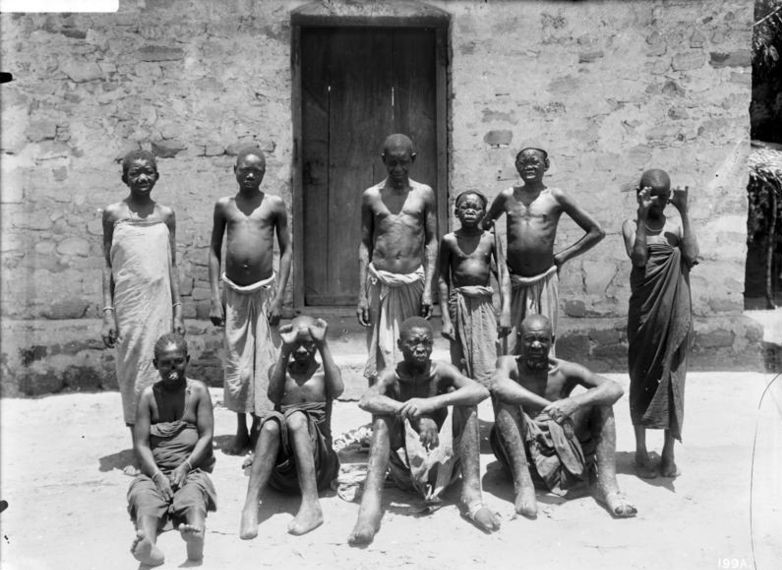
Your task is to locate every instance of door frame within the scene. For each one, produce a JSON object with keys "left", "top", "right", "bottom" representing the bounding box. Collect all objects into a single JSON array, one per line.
[{"left": 290, "top": 2, "right": 451, "bottom": 309}]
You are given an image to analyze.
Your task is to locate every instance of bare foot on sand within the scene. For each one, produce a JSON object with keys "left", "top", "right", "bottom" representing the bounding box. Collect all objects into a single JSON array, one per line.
[
  {"left": 348, "top": 517, "right": 380, "bottom": 547},
  {"left": 514, "top": 486, "right": 538, "bottom": 519},
  {"left": 130, "top": 531, "right": 164, "bottom": 567},
  {"left": 178, "top": 523, "right": 204, "bottom": 561},
  {"left": 634, "top": 451, "right": 658, "bottom": 479},
  {"left": 241, "top": 453, "right": 255, "bottom": 470},
  {"left": 599, "top": 491, "right": 638, "bottom": 518},
  {"left": 287, "top": 502, "right": 323, "bottom": 535},
  {"left": 660, "top": 459, "right": 680, "bottom": 478},
  {"left": 239, "top": 506, "right": 259, "bottom": 540},
  {"left": 462, "top": 505, "right": 501, "bottom": 533}
]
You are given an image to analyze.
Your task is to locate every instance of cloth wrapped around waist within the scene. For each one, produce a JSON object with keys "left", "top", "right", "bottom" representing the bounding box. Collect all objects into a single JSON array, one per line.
[
  {"left": 221, "top": 272, "right": 275, "bottom": 294},
  {"left": 509, "top": 265, "right": 558, "bottom": 289},
  {"left": 150, "top": 420, "right": 215, "bottom": 473}
]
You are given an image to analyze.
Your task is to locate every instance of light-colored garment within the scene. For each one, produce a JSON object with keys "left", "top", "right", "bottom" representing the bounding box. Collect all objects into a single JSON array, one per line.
[
  {"left": 364, "top": 263, "right": 424, "bottom": 379},
  {"left": 508, "top": 266, "right": 559, "bottom": 355},
  {"left": 449, "top": 285, "right": 497, "bottom": 386},
  {"left": 388, "top": 410, "right": 461, "bottom": 503},
  {"left": 222, "top": 273, "right": 280, "bottom": 416},
  {"left": 110, "top": 219, "right": 173, "bottom": 425}
]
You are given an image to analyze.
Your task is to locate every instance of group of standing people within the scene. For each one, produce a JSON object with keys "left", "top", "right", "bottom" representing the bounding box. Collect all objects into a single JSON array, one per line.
[{"left": 101, "top": 132, "right": 698, "bottom": 565}]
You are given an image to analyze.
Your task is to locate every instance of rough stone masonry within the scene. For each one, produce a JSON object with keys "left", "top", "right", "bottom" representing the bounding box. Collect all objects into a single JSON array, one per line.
[{"left": 0, "top": 0, "right": 764, "bottom": 397}]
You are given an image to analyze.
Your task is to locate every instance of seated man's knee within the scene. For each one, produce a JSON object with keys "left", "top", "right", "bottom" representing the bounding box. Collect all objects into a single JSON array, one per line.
[
  {"left": 261, "top": 418, "right": 282, "bottom": 437},
  {"left": 285, "top": 411, "right": 308, "bottom": 432}
]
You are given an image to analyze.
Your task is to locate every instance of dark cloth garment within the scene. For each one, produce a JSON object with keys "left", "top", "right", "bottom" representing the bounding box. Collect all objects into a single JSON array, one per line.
[
  {"left": 627, "top": 242, "right": 691, "bottom": 440},
  {"left": 490, "top": 410, "right": 592, "bottom": 496},
  {"left": 127, "top": 469, "right": 217, "bottom": 527},
  {"left": 261, "top": 401, "right": 339, "bottom": 494}
]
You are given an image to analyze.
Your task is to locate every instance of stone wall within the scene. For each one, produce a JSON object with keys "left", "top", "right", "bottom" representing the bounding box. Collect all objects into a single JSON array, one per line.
[{"left": 0, "top": 0, "right": 765, "bottom": 398}]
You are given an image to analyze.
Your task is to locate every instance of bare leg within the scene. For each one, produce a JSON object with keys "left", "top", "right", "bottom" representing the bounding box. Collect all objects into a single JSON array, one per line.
[
  {"left": 455, "top": 405, "right": 500, "bottom": 532},
  {"left": 249, "top": 415, "right": 261, "bottom": 449},
  {"left": 348, "top": 415, "right": 392, "bottom": 547},
  {"left": 239, "top": 420, "right": 281, "bottom": 539},
  {"left": 130, "top": 515, "right": 164, "bottom": 567},
  {"left": 633, "top": 425, "right": 657, "bottom": 479},
  {"left": 660, "top": 430, "right": 680, "bottom": 477},
  {"left": 179, "top": 510, "right": 205, "bottom": 562},
  {"left": 227, "top": 413, "right": 251, "bottom": 455},
  {"left": 588, "top": 406, "right": 637, "bottom": 518},
  {"left": 493, "top": 401, "right": 537, "bottom": 518},
  {"left": 123, "top": 426, "right": 141, "bottom": 476},
  {"left": 285, "top": 412, "right": 324, "bottom": 535}
]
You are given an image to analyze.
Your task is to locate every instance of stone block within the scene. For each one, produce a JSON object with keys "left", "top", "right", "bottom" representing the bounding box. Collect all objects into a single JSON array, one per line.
[
  {"left": 671, "top": 52, "right": 705, "bottom": 71},
  {"left": 709, "top": 50, "right": 751, "bottom": 68},
  {"left": 63, "top": 366, "right": 102, "bottom": 392},
  {"left": 191, "top": 287, "right": 212, "bottom": 301},
  {"left": 26, "top": 120, "right": 57, "bottom": 143},
  {"left": 689, "top": 30, "right": 706, "bottom": 48},
  {"left": 646, "top": 31, "right": 667, "bottom": 56},
  {"left": 19, "top": 370, "right": 64, "bottom": 396},
  {"left": 19, "top": 345, "right": 48, "bottom": 366},
  {"left": 578, "top": 50, "right": 604, "bottom": 63},
  {"left": 56, "top": 237, "right": 91, "bottom": 257},
  {"left": 591, "top": 343, "right": 627, "bottom": 359},
  {"left": 138, "top": 45, "right": 185, "bottom": 62},
  {"left": 589, "top": 328, "right": 621, "bottom": 345},
  {"left": 60, "top": 60, "right": 103, "bottom": 82},
  {"left": 195, "top": 300, "right": 211, "bottom": 320},
  {"left": 57, "top": 339, "right": 104, "bottom": 355},
  {"left": 43, "top": 300, "right": 89, "bottom": 319},
  {"left": 180, "top": 276, "right": 194, "bottom": 296},
  {"left": 564, "top": 299, "right": 586, "bottom": 317},
  {"left": 151, "top": 139, "right": 186, "bottom": 158},
  {"left": 696, "top": 329, "right": 735, "bottom": 348},
  {"left": 483, "top": 130, "right": 513, "bottom": 147},
  {"left": 556, "top": 334, "right": 589, "bottom": 361}
]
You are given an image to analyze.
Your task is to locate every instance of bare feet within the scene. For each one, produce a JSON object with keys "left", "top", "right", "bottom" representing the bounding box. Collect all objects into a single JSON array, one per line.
[
  {"left": 130, "top": 531, "right": 164, "bottom": 567},
  {"left": 599, "top": 491, "right": 638, "bottom": 518},
  {"left": 178, "top": 523, "right": 204, "bottom": 561},
  {"left": 241, "top": 453, "right": 255, "bottom": 470},
  {"left": 514, "top": 485, "right": 538, "bottom": 519},
  {"left": 461, "top": 504, "right": 501, "bottom": 533},
  {"left": 239, "top": 505, "right": 259, "bottom": 540},
  {"left": 634, "top": 451, "right": 658, "bottom": 479},
  {"left": 348, "top": 516, "right": 380, "bottom": 547},
  {"left": 287, "top": 502, "right": 324, "bottom": 536},
  {"left": 226, "top": 432, "right": 250, "bottom": 456},
  {"left": 660, "top": 458, "right": 680, "bottom": 478}
]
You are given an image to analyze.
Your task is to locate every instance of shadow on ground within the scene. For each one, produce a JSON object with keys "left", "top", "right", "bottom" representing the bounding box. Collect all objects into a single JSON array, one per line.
[{"left": 98, "top": 448, "right": 135, "bottom": 472}]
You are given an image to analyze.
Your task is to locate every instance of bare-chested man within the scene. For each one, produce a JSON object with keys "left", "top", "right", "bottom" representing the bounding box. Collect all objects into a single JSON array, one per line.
[
  {"left": 128, "top": 333, "right": 216, "bottom": 567},
  {"left": 357, "top": 134, "right": 438, "bottom": 382},
  {"left": 348, "top": 317, "right": 500, "bottom": 547},
  {"left": 483, "top": 147, "right": 605, "bottom": 354},
  {"left": 209, "top": 145, "right": 292, "bottom": 454},
  {"left": 491, "top": 314, "right": 636, "bottom": 519},
  {"left": 439, "top": 190, "right": 510, "bottom": 386},
  {"left": 240, "top": 316, "right": 342, "bottom": 539}
]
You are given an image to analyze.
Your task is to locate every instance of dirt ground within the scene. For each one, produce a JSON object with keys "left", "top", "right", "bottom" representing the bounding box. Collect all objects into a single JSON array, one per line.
[{"left": 1, "top": 372, "right": 780, "bottom": 570}]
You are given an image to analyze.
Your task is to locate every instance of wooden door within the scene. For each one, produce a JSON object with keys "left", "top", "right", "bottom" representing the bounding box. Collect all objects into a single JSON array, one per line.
[{"left": 300, "top": 27, "right": 442, "bottom": 306}]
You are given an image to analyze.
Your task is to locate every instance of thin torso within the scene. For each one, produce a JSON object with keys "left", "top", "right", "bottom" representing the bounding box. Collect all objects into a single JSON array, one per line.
[
  {"left": 504, "top": 186, "right": 562, "bottom": 276},
  {"left": 279, "top": 363, "right": 328, "bottom": 406},
  {"left": 220, "top": 192, "right": 278, "bottom": 285},
  {"left": 367, "top": 180, "right": 430, "bottom": 275},
  {"left": 150, "top": 379, "right": 198, "bottom": 424},
  {"left": 514, "top": 357, "right": 575, "bottom": 404},
  {"left": 445, "top": 230, "right": 494, "bottom": 288}
]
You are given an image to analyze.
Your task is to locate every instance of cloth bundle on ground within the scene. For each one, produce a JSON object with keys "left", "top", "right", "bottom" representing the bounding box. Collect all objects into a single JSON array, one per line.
[
  {"left": 222, "top": 273, "right": 280, "bottom": 416},
  {"left": 448, "top": 285, "right": 497, "bottom": 386},
  {"left": 364, "top": 263, "right": 424, "bottom": 379},
  {"left": 627, "top": 243, "right": 691, "bottom": 441},
  {"left": 508, "top": 266, "right": 559, "bottom": 355},
  {"left": 111, "top": 219, "right": 173, "bottom": 425},
  {"left": 490, "top": 410, "right": 592, "bottom": 496},
  {"left": 260, "top": 401, "right": 340, "bottom": 494}
]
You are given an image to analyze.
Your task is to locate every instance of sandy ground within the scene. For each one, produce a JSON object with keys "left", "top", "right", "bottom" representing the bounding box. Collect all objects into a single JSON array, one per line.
[{"left": 1, "top": 372, "right": 780, "bottom": 570}]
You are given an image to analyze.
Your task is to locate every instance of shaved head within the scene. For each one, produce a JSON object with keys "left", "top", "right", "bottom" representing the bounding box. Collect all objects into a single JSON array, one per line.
[
  {"left": 121, "top": 149, "right": 157, "bottom": 181},
  {"left": 153, "top": 332, "right": 188, "bottom": 359},
  {"left": 639, "top": 169, "right": 670, "bottom": 192},
  {"left": 290, "top": 315, "right": 317, "bottom": 341},
  {"left": 399, "top": 316, "right": 433, "bottom": 339},
  {"left": 516, "top": 147, "right": 548, "bottom": 161},
  {"left": 381, "top": 133, "right": 415, "bottom": 157},
  {"left": 520, "top": 314, "right": 553, "bottom": 339},
  {"left": 235, "top": 144, "right": 266, "bottom": 166}
]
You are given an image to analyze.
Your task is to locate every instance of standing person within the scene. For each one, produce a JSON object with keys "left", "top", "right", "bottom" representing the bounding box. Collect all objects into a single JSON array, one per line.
[
  {"left": 208, "top": 145, "right": 292, "bottom": 455},
  {"left": 357, "top": 133, "right": 438, "bottom": 383},
  {"left": 483, "top": 147, "right": 605, "bottom": 354},
  {"left": 438, "top": 190, "right": 510, "bottom": 386},
  {"left": 102, "top": 150, "right": 185, "bottom": 452},
  {"left": 622, "top": 169, "right": 698, "bottom": 478}
]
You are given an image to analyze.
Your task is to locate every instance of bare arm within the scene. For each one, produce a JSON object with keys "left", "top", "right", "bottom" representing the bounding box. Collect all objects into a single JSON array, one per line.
[
  {"left": 357, "top": 191, "right": 374, "bottom": 326},
  {"left": 133, "top": 390, "right": 161, "bottom": 478},
  {"left": 481, "top": 190, "right": 506, "bottom": 230},
  {"left": 164, "top": 208, "right": 185, "bottom": 335},
  {"left": 624, "top": 187, "right": 653, "bottom": 267},
  {"left": 492, "top": 230, "right": 511, "bottom": 335},
  {"left": 267, "top": 343, "right": 291, "bottom": 405},
  {"left": 186, "top": 383, "right": 215, "bottom": 469},
  {"left": 421, "top": 187, "right": 438, "bottom": 318},
  {"left": 428, "top": 362, "right": 489, "bottom": 408},
  {"left": 208, "top": 201, "right": 227, "bottom": 325},
  {"left": 671, "top": 186, "right": 699, "bottom": 268},
  {"left": 101, "top": 208, "right": 118, "bottom": 348},
  {"left": 490, "top": 356, "right": 552, "bottom": 412},
  {"left": 437, "top": 236, "right": 454, "bottom": 338},
  {"left": 269, "top": 199, "right": 292, "bottom": 325},
  {"left": 541, "top": 361, "right": 623, "bottom": 420},
  {"left": 317, "top": 338, "right": 344, "bottom": 401},
  {"left": 552, "top": 188, "right": 606, "bottom": 267},
  {"left": 358, "top": 371, "right": 404, "bottom": 415}
]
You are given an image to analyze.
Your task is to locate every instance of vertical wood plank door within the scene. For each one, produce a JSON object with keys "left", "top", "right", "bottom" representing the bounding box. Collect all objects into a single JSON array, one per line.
[{"left": 301, "top": 27, "right": 440, "bottom": 306}]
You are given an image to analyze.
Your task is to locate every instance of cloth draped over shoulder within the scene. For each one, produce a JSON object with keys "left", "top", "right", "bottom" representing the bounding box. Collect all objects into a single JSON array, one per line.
[
  {"left": 449, "top": 285, "right": 497, "bottom": 386},
  {"left": 627, "top": 242, "right": 691, "bottom": 441},
  {"left": 110, "top": 219, "right": 173, "bottom": 425},
  {"left": 508, "top": 266, "right": 558, "bottom": 356},
  {"left": 222, "top": 273, "right": 280, "bottom": 416},
  {"left": 364, "top": 263, "right": 424, "bottom": 379},
  {"left": 261, "top": 400, "right": 339, "bottom": 493},
  {"left": 490, "top": 410, "right": 587, "bottom": 496}
]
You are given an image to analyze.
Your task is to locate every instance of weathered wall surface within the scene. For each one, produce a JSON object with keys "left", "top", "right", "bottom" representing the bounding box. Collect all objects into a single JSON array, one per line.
[{"left": 0, "top": 0, "right": 763, "bottom": 397}]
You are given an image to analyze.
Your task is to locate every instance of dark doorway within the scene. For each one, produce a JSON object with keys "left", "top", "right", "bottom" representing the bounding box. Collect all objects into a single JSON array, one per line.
[{"left": 294, "top": 26, "right": 448, "bottom": 307}]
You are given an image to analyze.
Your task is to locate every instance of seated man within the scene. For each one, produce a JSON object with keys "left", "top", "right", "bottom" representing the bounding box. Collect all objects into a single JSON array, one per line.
[
  {"left": 127, "top": 333, "right": 216, "bottom": 567},
  {"left": 240, "top": 316, "right": 343, "bottom": 539},
  {"left": 491, "top": 314, "right": 637, "bottom": 519},
  {"left": 348, "top": 317, "right": 501, "bottom": 547}
]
